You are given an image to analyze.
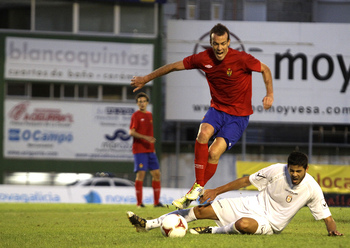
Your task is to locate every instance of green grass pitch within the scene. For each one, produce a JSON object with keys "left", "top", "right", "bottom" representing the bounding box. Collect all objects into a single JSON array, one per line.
[{"left": 0, "top": 203, "right": 348, "bottom": 248}]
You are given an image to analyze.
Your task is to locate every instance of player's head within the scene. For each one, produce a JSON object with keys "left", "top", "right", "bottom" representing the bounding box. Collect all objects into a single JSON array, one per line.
[
  {"left": 287, "top": 151, "right": 309, "bottom": 185},
  {"left": 288, "top": 151, "right": 308, "bottom": 169},
  {"left": 135, "top": 92, "right": 149, "bottom": 102},
  {"left": 210, "top": 23, "right": 231, "bottom": 61},
  {"left": 210, "top": 23, "right": 230, "bottom": 43},
  {"left": 135, "top": 92, "right": 149, "bottom": 112}
]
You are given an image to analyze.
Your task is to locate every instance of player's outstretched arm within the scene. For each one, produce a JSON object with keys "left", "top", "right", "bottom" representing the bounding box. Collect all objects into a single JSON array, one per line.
[
  {"left": 131, "top": 61, "right": 185, "bottom": 92},
  {"left": 260, "top": 62, "right": 274, "bottom": 110},
  {"left": 323, "top": 216, "right": 343, "bottom": 236},
  {"left": 200, "top": 176, "right": 251, "bottom": 204}
]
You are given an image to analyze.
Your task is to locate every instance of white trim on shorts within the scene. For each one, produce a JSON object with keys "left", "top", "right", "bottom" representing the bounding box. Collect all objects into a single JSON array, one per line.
[{"left": 211, "top": 197, "right": 274, "bottom": 235}]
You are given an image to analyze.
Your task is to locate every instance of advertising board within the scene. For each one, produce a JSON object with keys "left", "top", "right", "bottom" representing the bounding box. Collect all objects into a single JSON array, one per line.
[{"left": 165, "top": 21, "right": 350, "bottom": 124}]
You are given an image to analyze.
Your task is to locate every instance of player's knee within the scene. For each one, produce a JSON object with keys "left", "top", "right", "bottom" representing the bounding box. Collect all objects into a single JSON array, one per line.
[
  {"left": 152, "top": 175, "right": 161, "bottom": 181},
  {"left": 150, "top": 170, "right": 161, "bottom": 181},
  {"left": 193, "top": 206, "right": 203, "bottom": 218},
  {"left": 193, "top": 204, "right": 211, "bottom": 219},
  {"left": 197, "top": 134, "right": 210, "bottom": 144},
  {"left": 135, "top": 171, "right": 146, "bottom": 181},
  {"left": 197, "top": 127, "right": 213, "bottom": 142},
  {"left": 208, "top": 149, "right": 222, "bottom": 161},
  {"left": 235, "top": 218, "right": 257, "bottom": 234}
]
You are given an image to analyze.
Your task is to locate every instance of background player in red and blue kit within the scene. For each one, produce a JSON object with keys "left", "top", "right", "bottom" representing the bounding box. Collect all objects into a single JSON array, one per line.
[
  {"left": 129, "top": 92, "right": 164, "bottom": 208},
  {"left": 131, "top": 23, "right": 274, "bottom": 209}
]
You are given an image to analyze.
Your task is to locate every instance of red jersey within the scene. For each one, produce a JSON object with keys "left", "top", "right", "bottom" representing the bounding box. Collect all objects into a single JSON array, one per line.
[
  {"left": 183, "top": 48, "right": 261, "bottom": 116},
  {"left": 130, "top": 110, "right": 155, "bottom": 154}
]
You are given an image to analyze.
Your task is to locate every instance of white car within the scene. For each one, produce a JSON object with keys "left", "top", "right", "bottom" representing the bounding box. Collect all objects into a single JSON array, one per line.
[{"left": 68, "top": 177, "right": 134, "bottom": 187}]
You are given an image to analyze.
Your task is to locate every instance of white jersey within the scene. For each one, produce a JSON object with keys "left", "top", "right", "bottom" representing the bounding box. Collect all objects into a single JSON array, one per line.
[{"left": 249, "top": 163, "right": 331, "bottom": 233}]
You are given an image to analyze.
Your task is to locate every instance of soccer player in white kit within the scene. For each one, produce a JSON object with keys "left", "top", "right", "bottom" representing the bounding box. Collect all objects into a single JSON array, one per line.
[{"left": 127, "top": 151, "right": 343, "bottom": 236}]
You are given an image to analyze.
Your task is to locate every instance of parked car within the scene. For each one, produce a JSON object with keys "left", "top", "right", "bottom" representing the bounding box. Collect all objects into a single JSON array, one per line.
[{"left": 68, "top": 177, "right": 134, "bottom": 187}]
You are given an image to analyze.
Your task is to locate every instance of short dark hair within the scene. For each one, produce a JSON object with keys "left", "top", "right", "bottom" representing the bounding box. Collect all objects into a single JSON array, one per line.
[
  {"left": 135, "top": 92, "right": 149, "bottom": 102},
  {"left": 210, "top": 23, "right": 230, "bottom": 44},
  {"left": 287, "top": 151, "right": 308, "bottom": 169}
]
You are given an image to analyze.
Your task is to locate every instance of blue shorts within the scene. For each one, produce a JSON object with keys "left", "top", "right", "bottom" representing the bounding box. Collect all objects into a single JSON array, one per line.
[
  {"left": 133, "top": 153, "right": 160, "bottom": 173},
  {"left": 201, "top": 107, "right": 249, "bottom": 150}
]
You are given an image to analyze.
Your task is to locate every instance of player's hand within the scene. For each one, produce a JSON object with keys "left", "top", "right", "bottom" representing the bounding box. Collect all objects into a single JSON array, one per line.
[
  {"left": 145, "top": 136, "right": 156, "bottom": 144},
  {"left": 131, "top": 76, "right": 147, "bottom": 92},
  {"left": 262, "top": 95, "right": 274, "bottom": 110},
  {"left": 199, "top": 189, "right": 217, "bottom": 204},
  {"left": 328, "top": 230, "right": 343, "bottom": 236}
]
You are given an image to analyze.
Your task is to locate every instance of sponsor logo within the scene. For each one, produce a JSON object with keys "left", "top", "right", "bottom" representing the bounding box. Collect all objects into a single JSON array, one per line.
[
  {"left": 255, "top": 172, "right": 266, "bottom": 180},
  {"left": 105, "top": 129, "right": 131, "bottom": 141},
  {"left": 8, "top": 129, "right": 73, "bottom": 144},
  {"left": 8, "top": 38, "right": 151, "bottom": 69},
  {"left": 321, "top": 198, "right": 328, "bottom": 208},
  {"left": 8, "top": 129, "right": 20, "bottom": 141},
  {"left": 8, "top": 101, "right": 73, "bottom": 123},
  {"left": 275, "top": 52, "right": 350, "bottom": 93},
  {"left": 195, "top": 164, "right": 204, "bottom": 169},
  {"left": 105, "top": 107, "right": 134, "bottom": 115},
  {"left": 285, "top": 189, "right": 298, "bottom": 195},
  {"left": 0, "top": 191, "right": 61, "bottom": 202},
  {"left": 84, "top": 190, "right": 102, "bottom": 203},
  {"left": 95, "top": 106, "right": 135, "bottom": 123},
  {"left": 99, "top": 130, "right": 132, "bottom": 152}
]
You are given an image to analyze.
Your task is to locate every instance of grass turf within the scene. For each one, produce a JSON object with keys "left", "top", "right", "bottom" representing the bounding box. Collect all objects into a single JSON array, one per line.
[{"left": 0, "top": 203, "right": 348, "bottom": 248}]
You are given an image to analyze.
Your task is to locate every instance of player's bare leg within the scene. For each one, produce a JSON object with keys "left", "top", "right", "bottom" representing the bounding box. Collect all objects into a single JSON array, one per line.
[
  {"left": 203, "top": 137, "right": 227, "bottom": 185},
  {"left": 207, "top": 137, "right": 227, "bottom": 165},
  {"left": 234, "top": 218, "right": 259, "bottom": 234},
  {"left": 189, "top": 204, "right": 218, "bottom": 234},
  {"left": 193, "top": 204, "right": 219, "bottom": 220}
]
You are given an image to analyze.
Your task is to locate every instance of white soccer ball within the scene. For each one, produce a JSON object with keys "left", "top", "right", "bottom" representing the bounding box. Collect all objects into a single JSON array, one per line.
[{"left": 160, "top": 214, "right": 188, "bottom": 238}]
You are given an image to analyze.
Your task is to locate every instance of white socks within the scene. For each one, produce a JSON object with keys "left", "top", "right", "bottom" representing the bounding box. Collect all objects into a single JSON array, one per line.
[
  {"left": 145, "top": 208, "right": 197, "bottom": 230},
  {"left": 211, "top": 222, "right": 241, "bottom": 234}
]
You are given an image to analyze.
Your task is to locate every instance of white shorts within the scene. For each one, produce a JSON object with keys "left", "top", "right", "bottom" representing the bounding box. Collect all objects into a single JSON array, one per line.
[{"left": 211, "top": 197, "right": 274, "bottom": 235}]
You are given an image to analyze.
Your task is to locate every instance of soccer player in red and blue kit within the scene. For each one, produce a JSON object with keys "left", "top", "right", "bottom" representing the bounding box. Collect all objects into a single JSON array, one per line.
[
  {"left": 130, "top": 92, "right": 164, "bottom": 208},
  {"left": 131, "top": 23, "right": 274, "bottom": 209}
]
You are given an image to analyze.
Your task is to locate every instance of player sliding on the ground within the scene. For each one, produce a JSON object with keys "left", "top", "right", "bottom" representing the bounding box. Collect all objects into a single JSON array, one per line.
[{"left": 127, "top": 151, "right": 343, "bottom": 236}]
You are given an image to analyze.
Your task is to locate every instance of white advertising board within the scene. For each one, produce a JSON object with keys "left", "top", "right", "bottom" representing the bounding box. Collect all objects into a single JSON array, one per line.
[
  {"left": 3, "top": 100, "right": 152, "bottom": 161},
  {"left": 5, "top": 37, "right": 154, "bottom": 84},
  {"left": 0, "top": 185, "right": 257, "bottom": 204},
  {"left": 165, "top": 20, "right": 350, "bottom": 124}
]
